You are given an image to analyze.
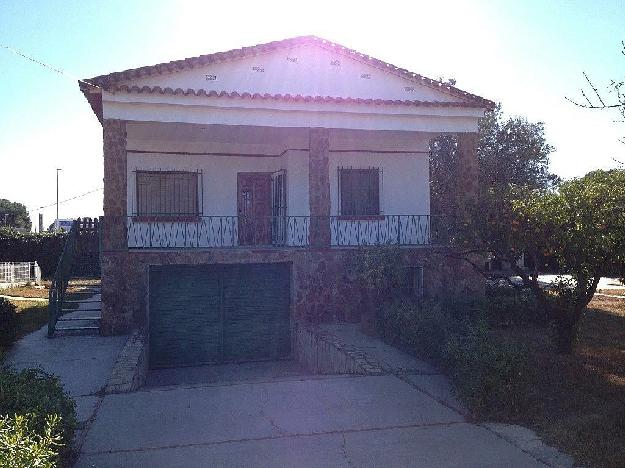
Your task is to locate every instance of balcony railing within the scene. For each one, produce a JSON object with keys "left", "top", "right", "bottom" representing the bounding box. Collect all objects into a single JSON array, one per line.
[{"left": 113, "top": 215, "right": 448, "bottom": 249}]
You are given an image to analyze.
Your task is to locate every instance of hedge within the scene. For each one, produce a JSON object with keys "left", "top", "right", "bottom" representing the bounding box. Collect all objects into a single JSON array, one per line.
[
  {"left": 0, "top": 228, "right": 66, "bottom": 278},
  {"left": 0, "top": 367, "right": 76, "bottom": 466}
]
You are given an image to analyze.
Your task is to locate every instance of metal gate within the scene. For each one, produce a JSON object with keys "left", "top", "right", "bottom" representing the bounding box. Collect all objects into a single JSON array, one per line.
[{"left": 149, "top": 263, "right": 291, "bottom": 368}]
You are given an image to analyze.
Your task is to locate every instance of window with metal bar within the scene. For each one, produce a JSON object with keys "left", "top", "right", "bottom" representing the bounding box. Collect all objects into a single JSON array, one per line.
[
  {"left": 135, "top": 171, "right": 200, "bottom": 217},
  {"left": 338, "top": 167, "right": 380, "bottom": 216}
]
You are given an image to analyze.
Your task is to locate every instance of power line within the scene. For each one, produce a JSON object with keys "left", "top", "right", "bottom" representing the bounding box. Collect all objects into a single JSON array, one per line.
[
  {"left": 0, "top": 43, "right": 99, "bottom": 89},
  {"left": 30, "top": 187, "right": 103, "bottom": 212}
]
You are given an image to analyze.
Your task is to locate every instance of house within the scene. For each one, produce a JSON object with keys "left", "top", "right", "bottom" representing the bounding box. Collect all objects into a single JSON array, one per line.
[
  {"left": 80, "top": 36, "right": 492, "bottom": 368},
  {"left": 48, "top": 219, "right": 74, "bottom": 232}
]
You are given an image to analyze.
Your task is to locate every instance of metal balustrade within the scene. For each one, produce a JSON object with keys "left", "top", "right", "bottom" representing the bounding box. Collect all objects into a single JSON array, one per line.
[{"left": 114, "top": 215, "right": 447, "bottom": 249}]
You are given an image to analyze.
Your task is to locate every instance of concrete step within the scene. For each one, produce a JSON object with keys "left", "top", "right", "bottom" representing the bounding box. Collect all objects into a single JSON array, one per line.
[
  {"left": 57, "top": 316, "right": 101, "bottom": 321},
  {"left": 54, "top": 325, "right": 100, "bottom": 337},
  {"left": 62, "top": 307, "right": 102, "bottom": 313},
  {"left": 57, "top": 317, "right": 100, "bottom": 329}
]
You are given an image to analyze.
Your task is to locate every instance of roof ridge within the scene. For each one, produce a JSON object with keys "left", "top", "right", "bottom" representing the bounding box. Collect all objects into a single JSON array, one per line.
[{"left": 83, "top": 35, "right": 493, "bottom": 108}]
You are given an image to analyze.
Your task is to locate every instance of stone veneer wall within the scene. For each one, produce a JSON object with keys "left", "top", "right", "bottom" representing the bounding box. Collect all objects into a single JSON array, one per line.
[
  {"left": 101, "top": 119, "right": 129, "bottom": 330},
  {"left": 100, "top": 246, "right": 482, "bottom": 335},
  {"left": 308, "top": 128, "right": 331, "bottom": 246},
  {"left": 295, "top": 322, "right": 384, "bottom": 375},
  {"left": 105, "top": 330, "right": 148, "bottom": 393},
  {"left": 98, "top": 124, "right": 483, "bottom": 335},
  {"left": 102, "top": 119, "right": 127, "bottom": 250}
]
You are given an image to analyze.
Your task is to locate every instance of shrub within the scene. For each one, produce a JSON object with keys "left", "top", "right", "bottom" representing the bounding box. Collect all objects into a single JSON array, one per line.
[
  {"left": 441, "top": 324, "right": 534, "bottom": 419},
  {"left": 483, "top": 282, "right": 545, "bottom": 327},
  {"left": 380, "top": 299, "right": 466, "bottom": 360},
  {"left": 0, "top": 413, "right": 62, "bottom": 468},
  {"left": 0, "top": 368, "right": 76, "bottom": 464},
  {"left": 0, "top": 298, "right": 18, "bottom": 347}
]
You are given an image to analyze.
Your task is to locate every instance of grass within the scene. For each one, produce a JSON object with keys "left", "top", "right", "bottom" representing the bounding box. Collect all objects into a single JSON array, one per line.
[
  {"left": 12, "top": 301, "right": 49, "bottom": 341},
  {"left": 0, "top": 279, "right": 100, "bottom": 358},
  {"left": 1, "top": 278, "right": 100, "bottom": 301},
  {"left": 0, "top": 301, "right": 48, "bottom": 359},
  {"left": 486, "top": 296, "right": 625, "bottom": 468},
  {"left": 0, "top": 286, "right": 48, "bottom": 299}
]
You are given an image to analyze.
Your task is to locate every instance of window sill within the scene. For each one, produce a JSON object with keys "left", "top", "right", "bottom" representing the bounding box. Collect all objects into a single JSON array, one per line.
[
  {"left": 337, "top": 215, "right": 385, "bottom": 221},
  {"left": 131, "top": 215, "right": 202, "bottom": 223}
]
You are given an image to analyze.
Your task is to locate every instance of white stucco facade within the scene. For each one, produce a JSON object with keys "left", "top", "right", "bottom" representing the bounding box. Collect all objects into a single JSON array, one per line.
[
  {"left": 124, "top": 122, "right": 432, "bottom": 247},
  {"left": 87, "top": 37, "right": 487, "bottom": 249}
]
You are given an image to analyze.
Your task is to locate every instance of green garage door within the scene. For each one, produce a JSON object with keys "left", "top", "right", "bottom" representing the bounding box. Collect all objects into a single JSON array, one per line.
[{"left": 149, "top": 263, "right": 291, "bottom": 368}]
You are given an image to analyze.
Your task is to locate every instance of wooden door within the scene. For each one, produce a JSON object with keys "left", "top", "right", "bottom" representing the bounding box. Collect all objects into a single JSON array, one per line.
[{"left": 237, "top": 173, "right": 271, "bottom": 246}]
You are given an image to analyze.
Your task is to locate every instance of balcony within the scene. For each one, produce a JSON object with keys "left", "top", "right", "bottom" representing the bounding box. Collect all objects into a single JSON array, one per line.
[{"left": 114, "top": 215, "right": 446, "bottom": 249}]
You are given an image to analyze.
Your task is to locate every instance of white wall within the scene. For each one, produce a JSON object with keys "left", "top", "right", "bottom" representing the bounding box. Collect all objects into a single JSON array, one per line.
[
  {"left": 284, "top": 149, "right": 309, "bottom": 217},
  {"left": 104, "top": 97, "right": 483, "bottom": 133},
  {"left": 127, "top": 152, "right": 283, "bottom": 217},
  {"left": 326, "top": 128, "right": 430, "bottom": 245},
  {"left": 125, "top": 147, "right": 312, "bottom": 247},
  {"left": 328, "top": 153, "right": 429, "bottom": 216},
  {"left": 123, "top": 125, "right": 433, "bottom": 248},
  {"left": 117, "top": 43, "right": 460, "bottom": 103},
  {"left": 102, "top": 43, "right": 486, "bottom": 134}
]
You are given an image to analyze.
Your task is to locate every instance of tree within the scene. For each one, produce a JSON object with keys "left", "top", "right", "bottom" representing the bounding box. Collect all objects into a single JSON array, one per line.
[
  {"left": 0, "top": 199, "right": 31, "bottom": 230},
  {"left": 430, "top": 105, "right": 558, "bottom": 249},
  {"left": 567, "top": 41, "right": 625, "bottom": 147},
  {"left": 477, "top": 105, "right": 558, "bottom": 191},
  {"left": 511, "top": 170, "right": 625, "bottom": 353},
  {"left": 431, "top": 105, "right": 625, "bottom": 354}
]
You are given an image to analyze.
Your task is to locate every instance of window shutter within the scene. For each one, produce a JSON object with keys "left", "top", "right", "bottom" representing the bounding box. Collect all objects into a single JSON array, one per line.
[
  {"left": 135, "top": 171, "right": 200, "bottom": 216},
  {"left": 339, "top": 168, "right": 380, "bottom": 216}
]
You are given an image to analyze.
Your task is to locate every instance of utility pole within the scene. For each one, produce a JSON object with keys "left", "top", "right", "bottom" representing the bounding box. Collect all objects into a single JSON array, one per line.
[{"left": 55, "top": 168, "right": 62, "bottom": 232}]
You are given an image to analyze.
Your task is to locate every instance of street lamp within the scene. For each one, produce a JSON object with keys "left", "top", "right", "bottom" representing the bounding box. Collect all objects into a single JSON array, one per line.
[{"left": 55, "top": 168, "right": 62, "bottom": 232}]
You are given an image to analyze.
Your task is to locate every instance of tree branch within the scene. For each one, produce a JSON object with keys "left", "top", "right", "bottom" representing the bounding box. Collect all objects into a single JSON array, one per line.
[
  {"left": 584, "top": 72, "right": 606, "bottom": 107},
  {"left": 565, "top": 96, "right": 624, "bottom": 110}
]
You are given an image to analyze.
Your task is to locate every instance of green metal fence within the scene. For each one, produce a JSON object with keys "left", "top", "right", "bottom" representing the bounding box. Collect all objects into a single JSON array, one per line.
[{"left": 47, "top": 220, "right": 78, "bottom": 337}]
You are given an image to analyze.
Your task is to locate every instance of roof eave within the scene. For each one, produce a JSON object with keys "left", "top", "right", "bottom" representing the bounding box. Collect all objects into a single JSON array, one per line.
[{"left": 79, "top": 81, "right": 103, "bottom": 124}]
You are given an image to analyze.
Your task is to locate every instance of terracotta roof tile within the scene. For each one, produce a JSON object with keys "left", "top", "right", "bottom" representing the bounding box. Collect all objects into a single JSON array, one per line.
[
  {"left": 82, "top": 35, "right": 494, "bottom": 108},
  {"left": 109, "top": 84, "right": 485, "bottom": 108}
]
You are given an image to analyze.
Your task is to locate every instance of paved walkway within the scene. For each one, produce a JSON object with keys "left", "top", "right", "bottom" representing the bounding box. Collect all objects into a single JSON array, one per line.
[
  {"left": 319, "top": 323, "right": 466, "bottom": 413},
  {"left": 5, "top": 291, "right": 126, "bottom": 442},
  {"left": 76, "top": 372, "right": 548, "bottom": 468},
  {"left": 5, "top": 299, "right": 574, "bottom": 467}
]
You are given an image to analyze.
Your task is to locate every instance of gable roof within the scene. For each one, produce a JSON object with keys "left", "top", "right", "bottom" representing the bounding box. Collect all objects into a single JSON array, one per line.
[{"left": 80, "top": 35, "right": 494, "bottom": 121}]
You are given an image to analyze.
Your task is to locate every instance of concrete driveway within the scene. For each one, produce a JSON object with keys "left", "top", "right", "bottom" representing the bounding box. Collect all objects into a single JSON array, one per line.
[{"left": 76, "top": 366, "right": 546, "bottom": 468}]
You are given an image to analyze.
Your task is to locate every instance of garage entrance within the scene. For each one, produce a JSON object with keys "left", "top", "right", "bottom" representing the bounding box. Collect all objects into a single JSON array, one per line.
[{"left": 149, "top": 263, "right": 291, "bottom": 368}]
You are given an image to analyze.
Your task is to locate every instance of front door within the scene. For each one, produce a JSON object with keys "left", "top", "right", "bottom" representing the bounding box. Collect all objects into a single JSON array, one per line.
[{"left": 237, "top": 173, "right": 271, "bottom": 246}]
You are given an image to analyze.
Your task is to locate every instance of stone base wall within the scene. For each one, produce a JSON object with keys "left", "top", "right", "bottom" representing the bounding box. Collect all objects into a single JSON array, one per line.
[
  {"left": 100, "top": 247, "right": 483, "bottom": 336},
  {"left": 105, "top": 331, "right": 148, "bottom": 393},
  {"left": 294, "top": 322, "right": 383, "bottom": 375}
]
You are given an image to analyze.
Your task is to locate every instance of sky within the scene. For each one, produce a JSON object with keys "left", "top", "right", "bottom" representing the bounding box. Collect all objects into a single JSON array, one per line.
[{"left": 0, "top": 0, "right": 623, "bottom": 229}]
